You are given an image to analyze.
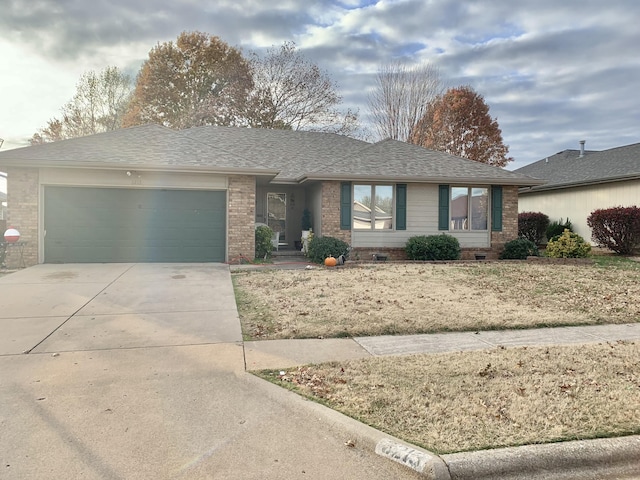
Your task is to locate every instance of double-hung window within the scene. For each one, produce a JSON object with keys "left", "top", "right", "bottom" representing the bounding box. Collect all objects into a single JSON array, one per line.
[
  {"left": 450, "top": 187, "right": 488, "bottom": 230},
  {"left": 353, "top": 184, "right": 394, "bottom": 230}
]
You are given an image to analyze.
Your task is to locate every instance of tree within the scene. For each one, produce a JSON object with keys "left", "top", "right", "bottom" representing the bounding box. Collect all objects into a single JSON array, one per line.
[
  {"left": 409, "top": 85, "right": 512, "bottom": 167},
  {"left": 123, "top": 31, "right": 253, "bottom": 129},
  {"left": 248, "top": 41, "right": 359, "bottom": 135},
  {"left": 31, "top": 66, "right": 132, "bottom": 144},
  {"left": 367, "top": 61, "right": 443, "bottom": 142}
]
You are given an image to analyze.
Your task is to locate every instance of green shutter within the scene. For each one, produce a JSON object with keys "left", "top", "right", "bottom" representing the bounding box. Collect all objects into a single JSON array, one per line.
[
  {"left": 438, "top": 185, "right": 449, "bottom": 230},
  {"left": 395, "top": 184, "right": 407, "bottom": 230},
  {"left": 491, "top": 186, "right": 503, "bottom": 231},
  {"left": 340, "top": 182, "right": 351, "bottom": 230}
]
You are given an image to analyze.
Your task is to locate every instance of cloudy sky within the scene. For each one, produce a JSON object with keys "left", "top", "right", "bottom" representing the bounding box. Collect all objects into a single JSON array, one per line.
[{"left": 1, "top": 0, "right": 639, "bottom": 187}]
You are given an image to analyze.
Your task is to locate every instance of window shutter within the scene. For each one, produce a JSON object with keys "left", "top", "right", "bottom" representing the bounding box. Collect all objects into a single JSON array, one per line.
[
  {"left": 438, "top": 185, "right": 449, "bottom": 230},
  {"left": 395, "top": 184, "right": 407, "bottom": 230},
  {"left": 491, "top": 186, "right": 503, "bottom": 231},
  {"left": 340, "top": 182, "right": 351, "bottom": 230}
]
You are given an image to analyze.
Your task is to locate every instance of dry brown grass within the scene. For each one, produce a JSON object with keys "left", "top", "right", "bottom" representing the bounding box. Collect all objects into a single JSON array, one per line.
[
  {"left": 257, "top": 341, "right": 640, "bottom": 454},
  {"left": 240, "top": 259, "right": 640, "bottom": 452},
  {"left": 233, "top": 261, "right": 640, "bottom": 340}
]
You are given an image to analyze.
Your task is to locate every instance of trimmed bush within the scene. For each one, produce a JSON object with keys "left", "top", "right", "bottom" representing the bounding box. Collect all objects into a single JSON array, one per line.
[
  {"left": 518, "top": 212, "right": 550, "bottom": 244},
  {"left": 546, "top": 218, "right": 573, "bottom": 241},
  {"left": 500, "top": 238, "right": 539, "bottom": 260},
  {"left": 255, "top": 225, "right": 274, "bottom": 259},
  {"left": 405, "top": 234, "right": 461, "bottom": 261},
  {"left": 587, "top": 206, "right": 640, "bottom": 255},
  {"left": 307, "top": 236, "right": 349, "bottom": 264},
  {"left": 545, "top": 229, "right": 591, "bottom": 258}
]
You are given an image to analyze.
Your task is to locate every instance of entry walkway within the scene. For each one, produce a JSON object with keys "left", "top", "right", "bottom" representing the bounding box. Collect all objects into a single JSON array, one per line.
[{"left": 244, "top": 323, "right": 640, "bottom": 369}]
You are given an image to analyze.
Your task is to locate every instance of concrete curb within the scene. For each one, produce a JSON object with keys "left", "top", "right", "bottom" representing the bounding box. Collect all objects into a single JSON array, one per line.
[
  {"left": 246, "top": 373, "right": 640, "bottom": 479},
  {"left": 442, "top": 435, "right": 640, "bottom": 480}
]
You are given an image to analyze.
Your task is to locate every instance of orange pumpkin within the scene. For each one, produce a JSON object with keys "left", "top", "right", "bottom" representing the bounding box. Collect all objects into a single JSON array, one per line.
[{"left": 324, "top": 256, "right": 337, "bottom": 267}]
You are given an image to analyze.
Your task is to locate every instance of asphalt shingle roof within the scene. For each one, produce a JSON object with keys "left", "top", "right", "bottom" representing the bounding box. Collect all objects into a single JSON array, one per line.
[
  {"left": 0, "top": 124, "right": 543, "bottom": 186},
  {"left": 181, "top": 126, "right": 370, "bottom": 182},
  {"left": 515, "top": 143, "right": 640, "bottom": 191},
  {"left": 307, "top": 139, "right": 539, "bottom": 185},
  {"left": 0, "top": 124, "right": 272, "bottom": 174}
]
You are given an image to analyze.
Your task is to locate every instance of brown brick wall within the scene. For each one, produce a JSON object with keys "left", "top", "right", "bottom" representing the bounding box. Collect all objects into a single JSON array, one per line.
[
  {"left": 350, "top": 247, "right": 499, "bottom": 262},
  {"left": 5, "top": 167, "right": 39, "bottom": 268},
  {"left": 320, "top": 181, "right": 351, "bottom": 245},
  {"left": 490, "top": 185, "right": 519, "bottom": 256},
  {"left": 227, "top": 175, "right": 256, "bottom": 261}
]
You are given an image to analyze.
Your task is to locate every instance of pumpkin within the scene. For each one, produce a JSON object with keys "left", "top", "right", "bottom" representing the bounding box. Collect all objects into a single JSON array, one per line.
[{"left": 324, "top": 256, "right": 337, "bottom": 267}]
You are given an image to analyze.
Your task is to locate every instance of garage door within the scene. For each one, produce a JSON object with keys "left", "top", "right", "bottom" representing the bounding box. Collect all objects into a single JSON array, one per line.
[{"left": 44, "top": 187, "right": 226, "bottom": 263}]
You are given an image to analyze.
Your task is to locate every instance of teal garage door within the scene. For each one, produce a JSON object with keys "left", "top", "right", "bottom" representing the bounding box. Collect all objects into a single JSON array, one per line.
[{"left": 44, "top": 187, "right": 226, "bottom": 263}]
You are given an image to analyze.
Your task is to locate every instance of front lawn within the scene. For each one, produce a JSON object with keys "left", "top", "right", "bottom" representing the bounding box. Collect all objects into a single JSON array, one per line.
[
  {"left": 233, "top": 259, "right": 640, "bottom": 340},
  {"left": 235, "top": 259, "right": 640, "bottom": 453},
  {"left": 256, "top": 341, "right": 640, "bottom": 454}
]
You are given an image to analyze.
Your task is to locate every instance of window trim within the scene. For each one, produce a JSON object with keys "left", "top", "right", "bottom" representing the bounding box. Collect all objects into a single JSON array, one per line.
[
  {"left": 449, "top": 185, "right": 489, "bottom": 232},
  {"left": 352, "top": 183, "right": 396, "bottom": 231}
]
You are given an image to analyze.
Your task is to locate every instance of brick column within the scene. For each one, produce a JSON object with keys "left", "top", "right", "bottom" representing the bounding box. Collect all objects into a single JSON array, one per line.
[
  {"left": 320, "top": 181, "right": 351, "bottom": 245},
  {"left": 5, "top": 167, "right": 39, "bottom": 268},
  {"left": 491, "top": 185, "right": 519, "bottom": 252},
  {"left": 227, "top": 175, "right": 255, "bottom": 261}
]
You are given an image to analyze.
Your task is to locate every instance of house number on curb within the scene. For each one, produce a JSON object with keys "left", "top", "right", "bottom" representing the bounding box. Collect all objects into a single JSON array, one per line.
[{"left": 375, "top": 439, "right": 429, "bottom": 473}]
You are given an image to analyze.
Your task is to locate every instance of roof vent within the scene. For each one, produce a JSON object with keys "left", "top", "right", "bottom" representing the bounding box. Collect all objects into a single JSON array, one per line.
[{"left": 579, "top": 140, "right": 585, "bottom": 158}]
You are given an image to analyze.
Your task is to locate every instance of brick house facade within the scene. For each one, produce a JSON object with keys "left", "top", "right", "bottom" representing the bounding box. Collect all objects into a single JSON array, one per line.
[{"left": 0, "top": 125, "right": 541, "bottom": 267}]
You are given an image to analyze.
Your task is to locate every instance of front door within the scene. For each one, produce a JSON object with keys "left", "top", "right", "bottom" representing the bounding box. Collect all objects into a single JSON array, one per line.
[{"left": 267, "top": 192, "right": 286, "bottom": 244}]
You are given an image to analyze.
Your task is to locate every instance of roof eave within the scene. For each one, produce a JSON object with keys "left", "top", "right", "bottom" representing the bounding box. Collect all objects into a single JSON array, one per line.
[
  {"left": 0, "top": 161, "right": 279, "bottom": 177},
  {"left": 519, "top": 174, "right": 640, "bottom": 193},
  {"left": 299, "top": 173, "right": 546, "bottom": 186}
]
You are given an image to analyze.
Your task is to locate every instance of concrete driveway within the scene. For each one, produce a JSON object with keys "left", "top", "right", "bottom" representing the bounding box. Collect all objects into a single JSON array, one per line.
[{"left": 0, "top": 264, "right": 418, "bottom": 480}]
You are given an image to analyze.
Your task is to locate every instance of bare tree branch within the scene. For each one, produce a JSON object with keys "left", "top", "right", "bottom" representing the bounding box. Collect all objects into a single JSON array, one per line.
[
  {"left": 248, "top": 42, "right": 359, "bottom": 135},
  {"left": 31, "top": 67, "right": 132, "bottom": 144},
  {"left": 368, "top": 60, "right": 443, "bottom": 142}
]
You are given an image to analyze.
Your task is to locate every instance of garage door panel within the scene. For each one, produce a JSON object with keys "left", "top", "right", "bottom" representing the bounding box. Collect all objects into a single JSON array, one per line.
[{"left": 44, "top": 187, "right": 226, "bottom": 263}]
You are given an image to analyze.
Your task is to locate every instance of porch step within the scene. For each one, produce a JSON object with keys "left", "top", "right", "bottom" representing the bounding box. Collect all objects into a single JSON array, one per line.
[{"left": 273, "top": 248, "right": 305, "bottom": 258}]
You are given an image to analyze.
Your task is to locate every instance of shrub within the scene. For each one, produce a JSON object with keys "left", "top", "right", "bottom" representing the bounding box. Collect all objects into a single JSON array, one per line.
[
  {"left": 0, "top": 240, "right": 6, "bottom": 267},
  {"left": 255, "top": 225, "right": 274, "bottom": 259},
  {"left": 500, "top": 238, "right": 539, "bottom": 259},
  {"left": 545, "top": 229, "right": 591, "bottom": 258},
  {"left": 587, "top": 206, "right": 640, "bottom": 255},
  {"left": 307, "top": 236, "right": 349, "bottom": 264},
  {"left": 518, "top": 212, "right": 550, "bottom": 244},
  {"left": 545, "top": 218, "right": 573, "bottom": 241},
  {"left": 405, "top": 234, "right": 461, "bottom": 261}
]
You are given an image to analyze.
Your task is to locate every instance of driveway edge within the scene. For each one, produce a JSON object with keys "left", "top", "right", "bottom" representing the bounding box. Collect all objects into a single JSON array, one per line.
[{"left": 247, "top": 373, "right": 640, "bottom": 479}]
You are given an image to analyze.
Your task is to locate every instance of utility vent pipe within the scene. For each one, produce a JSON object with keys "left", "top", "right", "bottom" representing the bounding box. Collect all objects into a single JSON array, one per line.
[{"left": 579, "top": 140, "right": 585, "bottom": 158}]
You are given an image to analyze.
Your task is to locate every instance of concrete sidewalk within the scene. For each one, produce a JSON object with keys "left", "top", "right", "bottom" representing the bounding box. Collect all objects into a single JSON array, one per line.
[{"left": 244, "top": 322, "right": 640, "bottom": 369}]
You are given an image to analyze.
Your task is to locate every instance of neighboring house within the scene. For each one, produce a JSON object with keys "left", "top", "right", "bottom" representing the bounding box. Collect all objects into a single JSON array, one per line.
[
  {"left": 515, "top": 141, "right": 640, "bottom": 243},
  {"left": 0, "top": 124, "right": 542, "bottom": 267}
]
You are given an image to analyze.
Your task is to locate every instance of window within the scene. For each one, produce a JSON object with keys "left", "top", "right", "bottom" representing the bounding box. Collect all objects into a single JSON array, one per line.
[
  {"left": 450, "top": 187, "right": 488, "bottom": 230},
  {"left": 353, "top": 184, "right": 393, "bottom": 230}
]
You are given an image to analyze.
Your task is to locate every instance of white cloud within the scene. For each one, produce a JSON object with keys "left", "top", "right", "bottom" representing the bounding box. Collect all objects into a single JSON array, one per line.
[{"left": 0, "top": 0, "right": 638, "bottom": 170}]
